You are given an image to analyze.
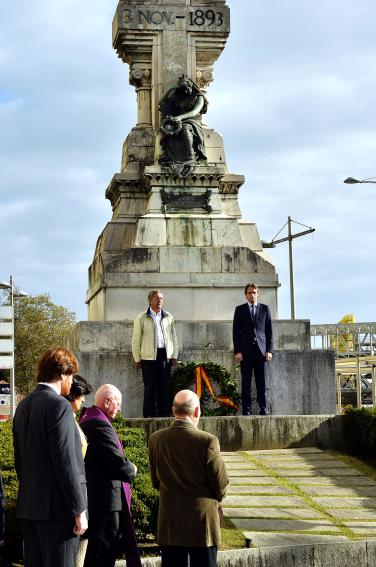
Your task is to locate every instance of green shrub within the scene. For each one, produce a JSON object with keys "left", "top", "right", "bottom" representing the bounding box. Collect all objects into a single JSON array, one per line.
[
  {"left": 0, "top": 422, "right": 23, "bottom": 561},
  {"left": 343, "top": 406, "right": 376, "bottom": 458},
  {"left": 0, "top": 418, "right": 158, "bottom": 560},
  {"left": 113, "top": 415, "right": 159, "bottom": 540}
]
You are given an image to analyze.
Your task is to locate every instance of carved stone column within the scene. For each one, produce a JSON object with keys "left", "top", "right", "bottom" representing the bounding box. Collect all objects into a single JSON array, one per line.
[{"left": 129, "top": 66, "right": 152, "bottom": 128}]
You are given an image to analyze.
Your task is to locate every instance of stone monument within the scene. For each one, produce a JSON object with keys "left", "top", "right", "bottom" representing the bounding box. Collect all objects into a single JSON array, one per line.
[
  {"left": 66, "top": 0, "right": 335, "bottom": 417},
  {"left": 87, "top": 0, "right": 278, "bottom": 322}
]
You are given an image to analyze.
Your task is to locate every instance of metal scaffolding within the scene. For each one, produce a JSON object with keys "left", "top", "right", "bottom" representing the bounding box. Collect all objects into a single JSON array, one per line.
[
  {"left": 311, "top": 322, "right": 376, "bottom": 357},
  {"left": 311, "top": 322, "right": 376, "bottom": 412}
]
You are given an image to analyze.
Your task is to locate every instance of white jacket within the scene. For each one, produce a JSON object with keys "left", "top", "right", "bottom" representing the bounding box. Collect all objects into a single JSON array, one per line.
[{"left": 132, "top": 308, "right": 178, "bottom": 362}]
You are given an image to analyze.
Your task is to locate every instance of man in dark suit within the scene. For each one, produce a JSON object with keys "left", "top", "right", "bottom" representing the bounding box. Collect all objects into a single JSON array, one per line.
[
  {"left": 148, "top": 389, "right": 229, "bottom": 567},
  {"left": 233, "top": 283, "right": 273, "bottom": 415},
  {"left": 79, "top": 384, "right": 140, "bottom": 567},
  {"left": 12, "top": 348, "right": 87, "bottom": 567}
]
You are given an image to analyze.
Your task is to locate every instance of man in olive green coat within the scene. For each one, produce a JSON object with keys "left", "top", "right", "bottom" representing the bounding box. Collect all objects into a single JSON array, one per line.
[{"left": 148, "top": 390, "right": 229, "bottom": 567}]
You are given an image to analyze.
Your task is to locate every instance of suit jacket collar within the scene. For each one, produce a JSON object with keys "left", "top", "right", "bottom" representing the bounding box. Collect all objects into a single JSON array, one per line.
[
  {"left": 171, "top": 419, "right": 196, "bottom": 429},
  {"left": 36, "top": 383, "right": 59, "bottom": 396}
]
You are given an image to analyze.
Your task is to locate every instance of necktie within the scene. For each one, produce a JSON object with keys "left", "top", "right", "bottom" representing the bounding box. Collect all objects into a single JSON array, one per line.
[{"left": 251, "top": 305, "right": 256, "bottom": 321}]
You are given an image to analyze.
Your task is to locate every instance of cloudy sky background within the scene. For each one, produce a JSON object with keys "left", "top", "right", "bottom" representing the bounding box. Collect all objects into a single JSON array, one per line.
[{"left": 1, "top": 0, "right": 375, "bottom": 324}]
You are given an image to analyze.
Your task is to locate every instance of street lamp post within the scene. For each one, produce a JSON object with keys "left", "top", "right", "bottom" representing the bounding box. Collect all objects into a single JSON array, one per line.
[
  {"left": 0, "top": 276, "right": 29, "bottom": 418},
  {"left": 344, "top": 177, "right": 376, "bottom": 184},
  {"left": 262, "top": 217, "right": 315, "bottom": 320}
]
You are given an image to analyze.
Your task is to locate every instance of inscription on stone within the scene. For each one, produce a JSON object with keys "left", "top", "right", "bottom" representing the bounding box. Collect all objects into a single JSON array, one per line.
[
  {"left": 117, "top": 4, "right": 230, "bottom": 32},
  {"left": 161, "top": 189, "right": 212, "bottom": 212}
]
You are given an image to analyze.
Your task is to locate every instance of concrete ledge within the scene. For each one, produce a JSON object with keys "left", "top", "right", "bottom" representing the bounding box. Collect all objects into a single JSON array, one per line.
[
  {"left": 115, "top": 541, "right": 376, "bottom": 566},
  {"left": 122, "top": 415, "right": 346, "bottom": 452}
]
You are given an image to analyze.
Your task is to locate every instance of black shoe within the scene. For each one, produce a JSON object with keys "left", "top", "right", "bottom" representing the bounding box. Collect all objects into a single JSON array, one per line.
[
  {"left": 242, "top": 411, "right": 252, "bottom": 416},
  {"left": 259, "top": 409, "right": 268, "bottom": 415}
]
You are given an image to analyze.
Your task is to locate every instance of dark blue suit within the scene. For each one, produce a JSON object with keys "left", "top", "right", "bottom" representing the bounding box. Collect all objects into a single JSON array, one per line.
[
  {"left": 233, "top": 303, "right": 273, "bottom": 414},
  {"left": 13, "top": 384, "right": 87, "bottom": 567}
]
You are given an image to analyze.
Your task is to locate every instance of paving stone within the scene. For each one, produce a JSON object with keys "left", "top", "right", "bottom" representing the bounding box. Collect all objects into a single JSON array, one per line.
[
  {"left": 313, "top": 497, "right": 376, "bottom": 508},
  {"left": 226, "top": 485, "right": 293, "bottom": 495},
  {"left": 304, "top": 486, "right": 376, "bottom": 497},
  {"left": 277, "top": 467, "right": 364, "bottom": 477},
  {"left": 222, "top": 454, "right": 249, "bottom": 461},
  {"left": 254, "top": 454, "right": 339, "bottom": 462},
  {"left": 344, "top": 522, "right": 376, "bottom": 533},
  {"left": 222, "top": 452, "right": 242, "bottom": 456},
  {"left": 257, "top": 461, "right": 350, "bottom": 470},
  {"left": 228, "top": 469, "right": 269, "bottom": 477},
  {"left": 243, "top": 532, "right": 349, "bottom": 548},
  {"left": 231, "top": 518, "right": 340, "bottom": 532},
  {"left": 223, "top": 507, "right": 325, "bottom": 519},
  {"left": 247, "top": 448, "right": 323, "bottom": 455},
  {"left": 222, "top": 495, "right": 304, "bottom": 507},
  {"left": 229, "top": 477, "right": 277, "bottom": 486},
  {"left": 329, "top": 508, "right": 376, "bottom": 520},
  {"left": 285, "top": 476, "right": 376, "bottom": 486},
  {"left": 225, "top": 462, "right": 260, "bottom": 470}
]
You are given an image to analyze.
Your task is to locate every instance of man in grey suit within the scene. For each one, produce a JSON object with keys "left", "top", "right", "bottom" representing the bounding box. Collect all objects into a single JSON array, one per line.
[
  {"left": 233, "top": 283, "right": 274, "bottom": 415},
  {"left": 13, "top": 348, "right": 87, "bottom": 567},
  {"left": 148, "top": 390, "right": 229, "bottom": 567}
]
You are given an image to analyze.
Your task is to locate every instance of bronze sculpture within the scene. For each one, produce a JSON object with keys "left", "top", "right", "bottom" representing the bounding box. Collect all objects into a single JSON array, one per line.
[{"left": 159, "top": 75, "right": 208, "bottom": 178}]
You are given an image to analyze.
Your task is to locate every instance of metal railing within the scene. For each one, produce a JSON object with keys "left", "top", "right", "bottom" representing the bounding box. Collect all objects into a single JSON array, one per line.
[{"left": 311, "top": 322, "right": 376, "bottom": 357}]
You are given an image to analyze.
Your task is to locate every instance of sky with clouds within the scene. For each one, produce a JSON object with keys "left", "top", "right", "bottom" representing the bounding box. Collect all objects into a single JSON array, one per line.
[{"left": 1, "top": 0, "right": 375, "bottom": 324}]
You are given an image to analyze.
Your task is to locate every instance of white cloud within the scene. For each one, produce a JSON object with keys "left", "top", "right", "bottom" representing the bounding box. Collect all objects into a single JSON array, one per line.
[{"left": 0, "top": 0, "right": 375, "bottom": 324}]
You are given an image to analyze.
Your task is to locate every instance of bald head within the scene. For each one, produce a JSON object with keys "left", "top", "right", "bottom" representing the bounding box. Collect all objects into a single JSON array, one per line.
[
  {"left": 95, "top": 384, "right": 122, "bottom": 419},
  {"left": 173, "top": 389, "right": 200, "bottom": 424}
]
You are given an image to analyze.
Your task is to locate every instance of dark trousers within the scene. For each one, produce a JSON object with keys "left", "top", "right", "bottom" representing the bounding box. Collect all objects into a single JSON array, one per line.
[
  {"left": 84, "top": 511, "right": 120, "bottom": 567},
  {"left": 0, "top": 475, "right": 4, "bottom": 541},
  {"left": 161, "top": 545, "right": 217, "bottom": 567},
  {"left": 240, "top": 343, "right": 266, "bottom": 414},
  {"left": 141, "top": 348, "right": 172, "bottom": 417},
  {"left": 21, "top": 519, "right": 79, "bottom": 567}
]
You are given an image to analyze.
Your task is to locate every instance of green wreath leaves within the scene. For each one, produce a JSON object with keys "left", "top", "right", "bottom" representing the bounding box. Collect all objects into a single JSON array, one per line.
[{"left": 171, "top": 360, "right": 240, "bottom": 416}]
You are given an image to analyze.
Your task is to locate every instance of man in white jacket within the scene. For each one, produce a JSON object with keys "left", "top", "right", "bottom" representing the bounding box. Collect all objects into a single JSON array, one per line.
[{"left": 132, "top": 290, "right": 178, "bottom": 417}]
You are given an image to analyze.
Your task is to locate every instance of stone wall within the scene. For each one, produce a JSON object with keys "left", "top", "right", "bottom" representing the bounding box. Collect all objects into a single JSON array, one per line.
[
  {"left": 118, "top": 415, "right": 346, "bottom": 452},
  {"left": 65, "top": 319, "right": 335, "bottom": 417},
  {"left": 122, "top": 541, "right": 376, "bottom": 567}
]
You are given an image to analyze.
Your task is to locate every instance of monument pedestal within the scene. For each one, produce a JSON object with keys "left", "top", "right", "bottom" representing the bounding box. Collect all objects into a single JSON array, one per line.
[
  {"left": 87, "top": 161, "right": 279, "bottom": 322},
  {"left": 66, "top": 319, "right": 336, "bottom": 417}
]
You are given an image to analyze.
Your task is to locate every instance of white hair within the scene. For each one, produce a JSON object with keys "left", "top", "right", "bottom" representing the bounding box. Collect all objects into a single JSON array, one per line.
[{"left": 94, "top": 384, "right": 121, "bottom": 406}]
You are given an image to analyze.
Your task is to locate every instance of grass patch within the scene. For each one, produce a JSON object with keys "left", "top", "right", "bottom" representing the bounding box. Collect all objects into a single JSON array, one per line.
[{"left": 220, "top": 516, "right": 246, "bottom": 550}]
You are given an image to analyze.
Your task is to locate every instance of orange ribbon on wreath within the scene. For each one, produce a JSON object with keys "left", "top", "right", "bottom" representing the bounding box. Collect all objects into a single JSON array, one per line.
[{"left": 194, "top": 366, "right": 239, "bottom": 411}]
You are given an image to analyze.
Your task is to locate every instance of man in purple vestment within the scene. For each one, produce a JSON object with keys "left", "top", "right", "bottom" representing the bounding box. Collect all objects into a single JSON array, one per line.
[{"left": 80, "top": 384, "right": 140, "bottom": 567}]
